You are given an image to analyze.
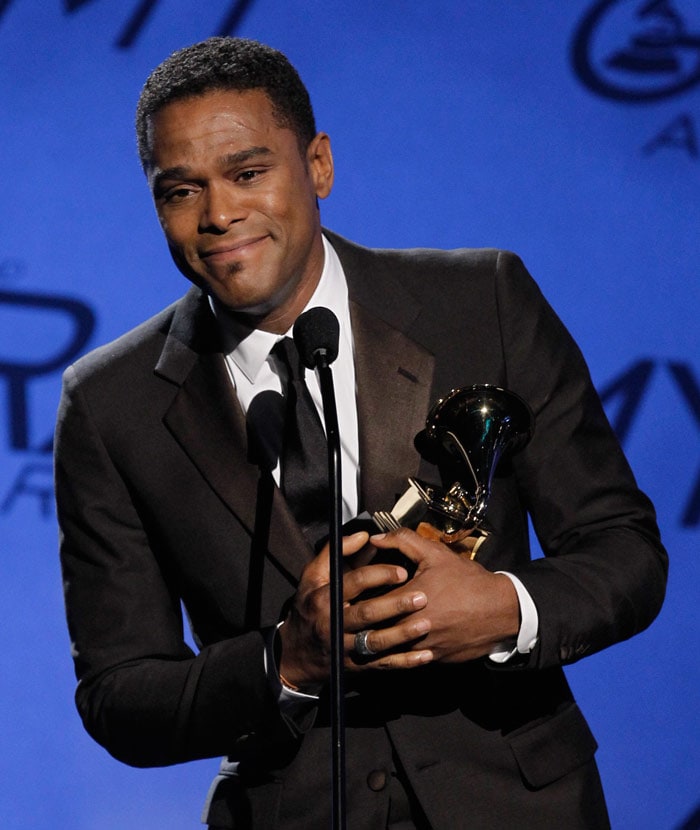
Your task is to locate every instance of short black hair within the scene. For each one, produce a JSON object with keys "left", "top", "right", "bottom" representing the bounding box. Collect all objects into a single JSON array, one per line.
[{"left": 135, "top": 36, "right": 317, "bottom": 171}]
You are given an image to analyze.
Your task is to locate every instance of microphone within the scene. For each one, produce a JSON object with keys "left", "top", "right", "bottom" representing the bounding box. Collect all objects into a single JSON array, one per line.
[
  {"left": 293, "top": 307, "right": 340, "bottom": 369},
  {"left": 246, "top": 390, "right": 285, "bottom": 473},
  {"left": 292, "top": 305, "right": 346, "bottom": 829}
]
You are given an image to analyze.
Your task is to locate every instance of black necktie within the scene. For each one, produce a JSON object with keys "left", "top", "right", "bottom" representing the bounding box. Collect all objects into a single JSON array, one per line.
[{"left": 272, "top": 337, "right": 329, "bottom": 544}]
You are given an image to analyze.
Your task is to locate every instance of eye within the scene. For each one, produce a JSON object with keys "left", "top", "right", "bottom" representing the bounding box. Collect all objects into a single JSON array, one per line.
[
  {"left": 162, "top": 185, "right": 197, "bottom": 203},
  {"left": 236, "top": 168, "right": 266, "bottom": 183}
]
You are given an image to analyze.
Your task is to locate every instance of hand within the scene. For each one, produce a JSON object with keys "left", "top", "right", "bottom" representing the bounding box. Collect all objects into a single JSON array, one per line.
[
  {"left": 365, "top": 528, "right": 520, "bottom": 663},
  {"left": 278, "top": 531, "right": 434, "bottom": 688}
]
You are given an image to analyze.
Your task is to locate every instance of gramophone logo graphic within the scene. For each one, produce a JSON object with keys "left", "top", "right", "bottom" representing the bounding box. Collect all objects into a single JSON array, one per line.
[{"left": 572, "top": 0, "right": 700, "bottom": 102}]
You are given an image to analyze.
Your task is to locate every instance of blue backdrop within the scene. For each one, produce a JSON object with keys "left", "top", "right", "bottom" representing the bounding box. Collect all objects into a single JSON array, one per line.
[{"left": 1, "top": 1, "right": 698, "bottom": 827}]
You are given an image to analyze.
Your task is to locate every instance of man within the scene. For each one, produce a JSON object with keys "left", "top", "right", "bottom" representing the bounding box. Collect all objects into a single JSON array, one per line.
[{"left": 55, "top": 37, "right": 667, "bottom": 829}]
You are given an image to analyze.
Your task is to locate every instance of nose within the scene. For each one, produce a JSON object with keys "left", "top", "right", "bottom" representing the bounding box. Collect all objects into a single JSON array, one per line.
[{"left": 199, "top": 180, "right": 244, "bottom": 232}]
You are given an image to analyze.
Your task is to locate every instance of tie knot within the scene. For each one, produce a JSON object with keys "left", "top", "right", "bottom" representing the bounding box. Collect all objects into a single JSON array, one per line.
[{"left": 272, "top": 337, "right": 305, "bottom": 383}]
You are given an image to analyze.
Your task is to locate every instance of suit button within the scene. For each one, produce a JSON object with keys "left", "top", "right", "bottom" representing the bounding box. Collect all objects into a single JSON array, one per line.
[{"left": 367, "top": 769, "right": 388, "bottom": 791}]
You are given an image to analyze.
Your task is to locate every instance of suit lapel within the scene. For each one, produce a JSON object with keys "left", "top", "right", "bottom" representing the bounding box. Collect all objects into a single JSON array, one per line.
[
  {"left": 351, "top": 301, "right": 435, "bottom": 514},
  {"left": 329, "top": 231, "right": 437, "bottom": 515},
  {"left": 155, "top": 289, "right": 311, "bottom": 584}
]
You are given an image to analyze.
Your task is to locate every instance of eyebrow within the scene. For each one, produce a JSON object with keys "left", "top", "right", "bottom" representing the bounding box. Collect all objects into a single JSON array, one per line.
[
  {"left": 151, "top": 146, "right": 273, "bottom": 190},
  {"left": 222, "top": 146, "right": 273, "bottom": 166}
]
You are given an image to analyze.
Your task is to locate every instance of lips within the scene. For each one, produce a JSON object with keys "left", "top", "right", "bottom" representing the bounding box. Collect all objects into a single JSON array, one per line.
[{"left": 201, "top": 235, "right": 269, "bottom": 260}]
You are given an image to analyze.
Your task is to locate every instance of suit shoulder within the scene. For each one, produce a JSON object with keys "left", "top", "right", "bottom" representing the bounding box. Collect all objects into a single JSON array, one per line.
[
  {"left": 325, "top": 229, "right": 523, "bottom": 282},
  {"left": 325, "top": 231, "right": 532, "bottom": 307},
  {"left": 64, "top": 298, "right": 180, "bottom": 386},
  {"left": 378, "top": 246, "right": 529, "bottom": 292}
]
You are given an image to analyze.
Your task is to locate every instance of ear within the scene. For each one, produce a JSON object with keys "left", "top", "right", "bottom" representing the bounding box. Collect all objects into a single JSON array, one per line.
[{"left": 307, "top": 132, "right": 334, "bottom": 199}]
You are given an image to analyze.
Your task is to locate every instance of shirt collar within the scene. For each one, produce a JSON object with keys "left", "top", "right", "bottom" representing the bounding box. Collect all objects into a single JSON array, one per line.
[{"left": 210, "top": 234, "right": 348, "bottom": 384}]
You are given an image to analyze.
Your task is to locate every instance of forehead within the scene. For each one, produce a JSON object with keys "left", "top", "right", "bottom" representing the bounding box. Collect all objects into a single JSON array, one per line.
[{"left": 145, "top": 88, "right": 289, "bottom": 168}]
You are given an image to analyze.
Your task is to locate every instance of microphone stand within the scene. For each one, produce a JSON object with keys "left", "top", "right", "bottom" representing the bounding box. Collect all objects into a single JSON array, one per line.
[{"left": 313, "top": 356, "right": 346, "bottom": 830}]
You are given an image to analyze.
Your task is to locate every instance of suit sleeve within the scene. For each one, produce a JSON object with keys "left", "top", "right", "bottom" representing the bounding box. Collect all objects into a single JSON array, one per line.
[
  {"left": 492, "top": 250, "right": 668, "bottom": 669},
  {"left": 55, "top": 365, "right": 293, "bottom": 767}
]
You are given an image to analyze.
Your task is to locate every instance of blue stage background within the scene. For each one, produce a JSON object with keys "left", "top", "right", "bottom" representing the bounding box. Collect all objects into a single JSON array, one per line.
[{"left": 1, "top": 1, "right": 698, "bottom": 827}]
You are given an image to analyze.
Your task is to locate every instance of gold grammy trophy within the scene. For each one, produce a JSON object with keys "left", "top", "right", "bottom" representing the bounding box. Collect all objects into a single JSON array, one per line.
[{"left": 373, "top": 385, "right": 534, "bottom": 558}]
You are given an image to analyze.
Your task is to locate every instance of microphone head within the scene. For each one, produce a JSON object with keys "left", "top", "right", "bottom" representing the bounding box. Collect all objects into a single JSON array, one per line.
[{"left": 293, "top": 307, "right": 340, "bottom": 368}]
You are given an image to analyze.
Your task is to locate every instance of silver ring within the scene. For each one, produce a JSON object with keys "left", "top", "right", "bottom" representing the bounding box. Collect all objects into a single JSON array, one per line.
[{"left": 354, "top": 629, "right": 376, "bottom": 657}]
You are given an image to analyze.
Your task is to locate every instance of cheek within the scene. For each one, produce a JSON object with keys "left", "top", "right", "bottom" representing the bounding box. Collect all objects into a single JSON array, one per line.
[
  {"left": 264, "top": 178, "right": 312, "bottom": 224},
  {"left": 157, "top": 212, "right": 176, "bottom": 240},
  {"left": 259, "top": 190, "right": 291, "bottom": 225},
  {"left": 159, "top": 214, "right": 194, "bottom": 251}
]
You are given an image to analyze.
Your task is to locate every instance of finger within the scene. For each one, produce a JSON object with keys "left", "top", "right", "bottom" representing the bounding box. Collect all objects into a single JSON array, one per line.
[
  {"left": 342, "top": 560, "right": 409, "bottom": 604},
  {"left": 342, "top": 530, "right": 370, "bottom": 553},
  {"left": 303, "top": 531, "right": 370, "bottom": 585},
  {"left": 348, "top": 647, "right": 434, "bottom": 671},
  {"left": 345, "top": 585, "right": 427, "bottom": 631},
  {"left": 348, "top": 613, "right": 431, "bottom": 657},
  {"left": 374, "top": 614, "right": 431, "bottom": 651},
  {"left": 367, "top": 649, "right": 434, "bottom": 670},
  {"left": 369, "top": 527, "right": 445, "bottom": 564}
]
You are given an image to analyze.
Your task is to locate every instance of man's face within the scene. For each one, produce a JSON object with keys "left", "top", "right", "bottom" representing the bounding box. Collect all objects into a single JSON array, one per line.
[{"left": 145, "top": 89, "right": 334, "bottom": 332}]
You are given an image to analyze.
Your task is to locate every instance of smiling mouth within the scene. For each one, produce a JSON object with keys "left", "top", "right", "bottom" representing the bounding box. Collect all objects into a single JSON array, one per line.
[{"left": 201, "top": 235, "right": 269, "bottom": 260}]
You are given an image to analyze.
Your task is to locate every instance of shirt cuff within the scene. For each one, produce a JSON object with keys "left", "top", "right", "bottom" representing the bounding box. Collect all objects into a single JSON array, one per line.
[
  {"left": 264, "top": 622, "right": 320, "bottom": 715},
  {"left": 488, "top": 571, "right": 539, "bottom": 664}
]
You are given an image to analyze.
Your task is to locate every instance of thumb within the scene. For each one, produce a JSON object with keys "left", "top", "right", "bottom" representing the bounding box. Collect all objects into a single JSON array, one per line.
[
  {"left": 342, "top": 531, "right": 370, "bottom": 556},
  {"left": 304, "top": 531, "right": 370, "bottom": 582},
  {"left": 369, "top": 526, "right": 441, "bottom": 565}
]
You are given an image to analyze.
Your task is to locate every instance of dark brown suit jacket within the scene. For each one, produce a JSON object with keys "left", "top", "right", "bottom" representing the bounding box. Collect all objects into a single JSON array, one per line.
[{"left": 55, "top": 232, "right": 667, "bottom": 829}]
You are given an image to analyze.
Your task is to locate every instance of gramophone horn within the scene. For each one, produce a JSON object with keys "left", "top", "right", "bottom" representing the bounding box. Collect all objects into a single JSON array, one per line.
[{"left": 422, "top": 384, "right": 534, "bottom": 531}]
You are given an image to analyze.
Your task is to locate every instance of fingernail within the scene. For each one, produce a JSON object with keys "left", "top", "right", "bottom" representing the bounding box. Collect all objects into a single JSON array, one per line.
[
  {"left": 370, "top": 533, "right": 387, "bottom": 542},
  {"left": 415, "top": 650, "right": 433, "bottom": 664},
  {"left": 414, "top": 618, "right": 430, "bottom": 634},
  {"left": 411, "top": 592, "right": 427, "bottom": 608}
]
